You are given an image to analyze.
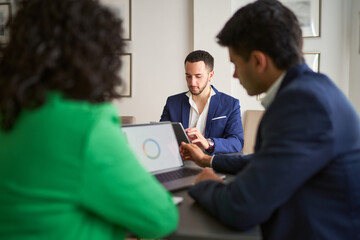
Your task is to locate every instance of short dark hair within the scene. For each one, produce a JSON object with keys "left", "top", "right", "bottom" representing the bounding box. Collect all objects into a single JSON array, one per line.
[
  {"left": 217, "top": 0, "right": 303, "bottom": 70},
  {"left": 184, "top": 50, "right": 214, "bottom": 71},
  {"left": 0, "top": 0, "right": 124, "bottom": 131}
]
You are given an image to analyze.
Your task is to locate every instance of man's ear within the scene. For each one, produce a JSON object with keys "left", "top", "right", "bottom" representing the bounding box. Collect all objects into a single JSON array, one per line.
[
  {"left": 208, "top": 70, "right": 215, "bottom": 81},
  {"left": 251, "top": 50, "right": 267, "bottom": 73}
]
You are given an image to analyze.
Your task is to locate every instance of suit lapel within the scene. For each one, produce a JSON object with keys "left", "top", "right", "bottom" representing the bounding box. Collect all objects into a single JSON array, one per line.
[
  {"left": 205, "top": 86, "right": 219, "bottom": 138},
  {"left": 182, "top": 94, "right": 190, "bottom": 129}
]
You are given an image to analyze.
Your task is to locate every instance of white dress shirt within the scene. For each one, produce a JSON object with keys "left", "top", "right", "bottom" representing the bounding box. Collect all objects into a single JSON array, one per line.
[
  {"left": 186, "top": 88, "right": 216, "bottom": 136},
  {"left": 261, "top": 71, "right": 286, "bottom": 110}
]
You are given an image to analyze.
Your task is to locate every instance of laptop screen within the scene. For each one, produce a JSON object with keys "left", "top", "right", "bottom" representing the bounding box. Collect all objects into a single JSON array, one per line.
[{"left": 122, "top": 123, "right": 184, "bottom": 173}]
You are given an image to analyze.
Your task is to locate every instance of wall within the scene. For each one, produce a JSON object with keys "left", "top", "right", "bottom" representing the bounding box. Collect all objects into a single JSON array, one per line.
[
  {"left": 113, "top": 0, "right": 193, "bottom": 123},
  {"left": 114, "top": 0, "right": 360, "bottom": 123},
  {"left": 193, "top": 0, "right": 232, "bottom": 94}
]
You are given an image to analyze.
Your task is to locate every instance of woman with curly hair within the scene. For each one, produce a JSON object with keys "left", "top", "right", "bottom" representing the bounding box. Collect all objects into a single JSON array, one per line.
[{"left": 0, "top": 0, "right": 178, "bottom": 239}]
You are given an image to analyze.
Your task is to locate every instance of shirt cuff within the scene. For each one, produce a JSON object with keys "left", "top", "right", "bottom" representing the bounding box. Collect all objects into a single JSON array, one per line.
[{"left": 210, "top": 155, "right": 215, "bottom": 168}]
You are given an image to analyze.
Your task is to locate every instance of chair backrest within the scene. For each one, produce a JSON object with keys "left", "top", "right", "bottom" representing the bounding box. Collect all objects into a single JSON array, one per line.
[
  {"left": 119, "top": 116, "right": 136, "bottom": 125},
  {"left": 242, "top": 110, "right": 264, "bottom": 154}
]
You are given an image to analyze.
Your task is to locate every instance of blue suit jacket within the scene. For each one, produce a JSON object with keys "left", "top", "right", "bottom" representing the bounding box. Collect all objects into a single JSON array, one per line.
[
  {"left": 189, "top": 64, "right": 360, "bottom": 239},
  {"left": 160, "top": 86, "right": 244, "bottom": 154}
]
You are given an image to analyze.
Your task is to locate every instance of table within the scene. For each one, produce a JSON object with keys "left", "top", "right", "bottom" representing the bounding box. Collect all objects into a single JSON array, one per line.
[{"left": 167, "top": 163, "right": 261, "bottom": 240}]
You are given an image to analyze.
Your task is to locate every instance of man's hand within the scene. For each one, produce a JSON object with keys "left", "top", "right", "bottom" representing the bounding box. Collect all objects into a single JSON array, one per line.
[
  {"left": 195, "top": 168, "right": 223, "bottom": 184},
  {"left": 185, "top": 127, "right": 209, "bottom": 149},
  {"left": 179, "top": 142, "right": 212, "bottom": 168}
]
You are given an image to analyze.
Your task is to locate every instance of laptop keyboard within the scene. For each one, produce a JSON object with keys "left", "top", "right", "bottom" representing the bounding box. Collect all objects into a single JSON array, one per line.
[{"left": 155, "top": 168, "right": 201, "bottom": 183}]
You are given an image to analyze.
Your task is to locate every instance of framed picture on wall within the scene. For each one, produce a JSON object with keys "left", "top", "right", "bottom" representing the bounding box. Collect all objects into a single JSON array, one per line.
[
  {"left": 116, "top": 53, "right": 132, "bottom": 97},
  {"left": 0, "top": 2, "right": 11, "bottom": 45},
  {"left": 100, "top": 0, "right": 131, "bottom": 40},
  {"left": 281, "top": 0, "right": 321, "bottom": 38},
  {"left": 304, "top": 52, "right": 320, "bottom": 72}
]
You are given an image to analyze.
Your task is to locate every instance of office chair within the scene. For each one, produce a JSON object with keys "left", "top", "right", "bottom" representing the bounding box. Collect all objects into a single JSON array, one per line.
[
  {"left": 119, "top": 116, "right": 136, "bottom": 125},
  {"left": 242, "top": 110, "right": 264, "bottom": 154}
]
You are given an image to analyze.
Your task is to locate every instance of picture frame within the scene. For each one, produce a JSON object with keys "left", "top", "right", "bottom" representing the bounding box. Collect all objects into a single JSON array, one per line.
[
  {"left": 281, "top": 0, "right": 321, "bottom": 38},
  {"left": 358, "top": 11, "right": 360, "bottom": 54},
  {"left": 116, "top": 53, "right": 132, "bottom": 97},
  {"left": 100, "top": 0, "right": 131, "bottom": 40},
  {"left": 304, "top": 52, "right": 320, "bottom": 72},
  {"left": 0, "top": 2, "right": 11, "bottom": 45}
]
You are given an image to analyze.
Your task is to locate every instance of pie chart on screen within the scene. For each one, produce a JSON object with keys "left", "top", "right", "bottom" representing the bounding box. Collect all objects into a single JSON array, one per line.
[{"left": 143, "top": 138, "right": 161, "bottom": 159}]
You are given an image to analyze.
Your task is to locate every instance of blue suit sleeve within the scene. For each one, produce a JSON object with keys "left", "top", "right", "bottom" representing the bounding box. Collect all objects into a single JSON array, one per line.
[
  {"left": 189, "top": 89, "right": 334, "bottom": 231},
  {"left": 160, "top": 98, "right": 170, "bottom": 121},
  {"left": 212, "top": 99, "right": 244, "bottom": 154},
  {"left": 212, "top": 153, "right": 252, "bottom": 174}
]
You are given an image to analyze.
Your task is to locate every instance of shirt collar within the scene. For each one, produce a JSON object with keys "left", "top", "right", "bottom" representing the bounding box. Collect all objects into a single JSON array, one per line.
[{"left": 261, "top": 71, "right": 286, "bottom": 110}]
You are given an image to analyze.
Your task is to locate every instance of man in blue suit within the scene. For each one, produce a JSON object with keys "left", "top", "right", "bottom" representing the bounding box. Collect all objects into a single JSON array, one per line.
[
  {"left": 160, "top": 50, "right": 244, "bottom": 154},
  {"left": 180, "top": 1, "right": 360, "bottom": 239}
]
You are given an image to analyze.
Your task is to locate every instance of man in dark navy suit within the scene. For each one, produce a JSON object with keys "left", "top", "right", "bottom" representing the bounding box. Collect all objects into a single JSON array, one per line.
[
  {"left": 180, "top": 0, "right": 360, "bottom": 239},
  {"left": 160, "top": 50, "right": 244, "bottom": 154}
]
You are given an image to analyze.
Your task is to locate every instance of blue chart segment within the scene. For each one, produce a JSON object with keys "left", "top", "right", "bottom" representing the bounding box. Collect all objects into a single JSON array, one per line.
[{"left": 142, "top": 138, "right": 161, "bottom": 160}]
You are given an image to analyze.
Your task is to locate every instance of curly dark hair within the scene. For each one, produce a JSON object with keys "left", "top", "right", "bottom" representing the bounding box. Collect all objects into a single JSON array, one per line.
[
  {"left": 0, "top": 0, "right": 125, "bottom": 131},
  {"left": 184, "top": 50, "right": 214, "bottom": 71},
  {"left": 217, "top": 0, "right": 303, "bottom": 70}
]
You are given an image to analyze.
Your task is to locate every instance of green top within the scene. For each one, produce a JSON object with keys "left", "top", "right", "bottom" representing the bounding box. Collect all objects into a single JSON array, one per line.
[{"left": 0, "top": 92, "right": 178, "bottom": 240}]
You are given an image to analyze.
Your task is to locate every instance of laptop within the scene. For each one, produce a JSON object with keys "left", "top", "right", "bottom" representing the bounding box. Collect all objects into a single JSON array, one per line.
[{"left": 121, "top": 122, "right": 202, "bottom": 191}]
